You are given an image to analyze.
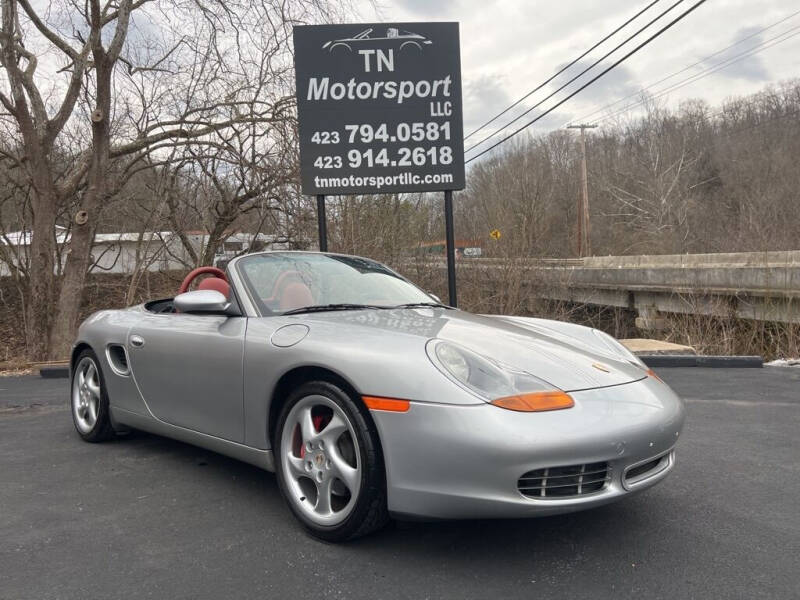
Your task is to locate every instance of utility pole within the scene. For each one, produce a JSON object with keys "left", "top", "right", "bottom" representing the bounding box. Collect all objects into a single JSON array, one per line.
[{"left": 567, "top": 124, "right": 597, "bottom": 257}]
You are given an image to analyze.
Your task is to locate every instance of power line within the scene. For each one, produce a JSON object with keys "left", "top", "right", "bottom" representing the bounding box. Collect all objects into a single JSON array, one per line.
[
  {"left": 464, "top": 0, "right": 710, "bottom": 165},
  {"left": 464, "top": 0, "right": 689, "bottom": 157},
  {"left": 463, "top": 0, "right": 665, "bottom": 142},
  {"left": 589, "top": 25, "right": 800, "bottom": 125},
  {"left": 571, "top": 8, "right": 800, "bottom": 125}
]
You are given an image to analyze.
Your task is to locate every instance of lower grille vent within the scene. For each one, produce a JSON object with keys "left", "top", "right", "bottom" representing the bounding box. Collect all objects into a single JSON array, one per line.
[{"left": 518, "top": 462, "right": 609, "bottom": 499}]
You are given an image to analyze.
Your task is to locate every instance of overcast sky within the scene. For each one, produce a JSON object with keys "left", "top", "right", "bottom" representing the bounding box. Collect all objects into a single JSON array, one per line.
[{"left": 355, "top": 0, "right": 800, "bottom": 152}]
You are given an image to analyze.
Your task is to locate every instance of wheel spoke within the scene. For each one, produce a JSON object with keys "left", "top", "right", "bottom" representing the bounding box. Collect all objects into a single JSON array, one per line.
[
  {"left": 298, "top": 406, "right": 317, "bottom": 443},
  {"left": 77, "top": 369, "right": 85, "bottom": 388},
  {"left": 286, "top": 453, "right": 306, "bottom": 478},
  {"left": 85, "top": 362, "right": 96, "bottom": 383},
  {"left": 329, "top": 447, "right": 359, "bottom": 492},
  {"left": 87, "top": 377, "right": 101, "bottom": 399},
  {"left": 87, "top": 397, "right": 98, "bottom": 424},
  {"left": 319, "top": 413, "right": 347, "bottom": 445},
  {"left": 315, "top": 477, "right": 334, "bottom": 515}
]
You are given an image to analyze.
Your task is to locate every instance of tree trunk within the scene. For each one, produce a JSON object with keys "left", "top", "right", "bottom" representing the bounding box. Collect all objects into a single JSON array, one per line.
[
  {"left": 201, "top": 213, "right": 236, "bottom": 266},
  {"left": 25, "top": 186, "right": 59, "bottom": 361},
  {"left": 48, "top": 54, "right": 113, "bottom": 359},
  {"left": 48, "top": 215, "right": 94, "bottom": 359}
]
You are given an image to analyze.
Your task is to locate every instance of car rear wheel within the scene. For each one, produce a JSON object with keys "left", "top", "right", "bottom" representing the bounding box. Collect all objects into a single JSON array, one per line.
[
  {"left": 70, "top": 349, "right": 115, "bottom": 442},
  {"left": 275, "top": 381, "right": 389, "bottom": 542}
]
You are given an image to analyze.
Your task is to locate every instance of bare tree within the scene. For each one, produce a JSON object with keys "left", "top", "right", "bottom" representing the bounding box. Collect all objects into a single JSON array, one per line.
[{"left": 0, "top": 0, "right": 340, "bottom": 359}]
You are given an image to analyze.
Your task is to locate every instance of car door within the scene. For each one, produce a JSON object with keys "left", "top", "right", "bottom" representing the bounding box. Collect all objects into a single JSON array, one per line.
[{"left": 127, "top": 312, "right": 246, "bottom": 442}]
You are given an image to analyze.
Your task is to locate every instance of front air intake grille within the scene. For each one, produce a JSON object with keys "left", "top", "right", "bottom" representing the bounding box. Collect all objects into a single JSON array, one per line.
[{"left": 518, "top": 462, "right": 609, "bottom": 499}]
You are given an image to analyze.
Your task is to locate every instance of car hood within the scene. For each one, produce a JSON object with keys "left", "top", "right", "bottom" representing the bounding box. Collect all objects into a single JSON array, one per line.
[{"left": 290, "top": 308, "right": 647, "bottom": 392}]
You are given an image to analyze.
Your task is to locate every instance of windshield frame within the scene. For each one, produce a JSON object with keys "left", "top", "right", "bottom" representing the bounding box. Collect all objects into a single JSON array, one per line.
[{"left": 233, "top": 251, "right": 436, "bottom": 317}]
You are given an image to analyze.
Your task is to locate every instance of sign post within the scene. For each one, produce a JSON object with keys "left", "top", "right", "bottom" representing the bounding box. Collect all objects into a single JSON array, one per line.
[
  {"left": 293, "top": 23, "right": 465, "bottom": 305},
  {"left": 316, "top": 194, "right": 328, "bottom": 252},
  {"left": 443, "top": 190, "right": 457, "bottom": 306}
]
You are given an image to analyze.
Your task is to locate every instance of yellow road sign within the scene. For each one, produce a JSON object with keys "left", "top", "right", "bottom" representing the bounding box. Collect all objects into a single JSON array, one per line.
[{"left": 490, "top": 229, "right": 501, "bottom": 240}]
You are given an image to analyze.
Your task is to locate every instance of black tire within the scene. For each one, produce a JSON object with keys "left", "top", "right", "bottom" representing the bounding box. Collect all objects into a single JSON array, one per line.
[
  {"left": 274, "top": 380, "right": 390, "bottom": 542},
  {"left": 70, "top": 348, "right": 116, "bottom": 443}
]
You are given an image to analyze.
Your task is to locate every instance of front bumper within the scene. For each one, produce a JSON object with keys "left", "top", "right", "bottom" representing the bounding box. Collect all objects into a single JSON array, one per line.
[{"left": 370, "top": 375, "right": 685, "bottom": 520}]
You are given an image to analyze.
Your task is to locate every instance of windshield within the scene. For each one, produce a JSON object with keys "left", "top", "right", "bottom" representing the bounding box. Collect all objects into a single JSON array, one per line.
[{"left": 236, "top": 253, "right": 436, "bottom": 315}]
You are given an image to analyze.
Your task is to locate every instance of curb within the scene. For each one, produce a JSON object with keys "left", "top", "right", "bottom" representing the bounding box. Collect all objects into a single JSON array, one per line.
[
  {"left": 641, "top": 355, "right": 763, "bottom": 368},
  {"left": 40, "top": 366, "right": 70, "bottom": 379}
]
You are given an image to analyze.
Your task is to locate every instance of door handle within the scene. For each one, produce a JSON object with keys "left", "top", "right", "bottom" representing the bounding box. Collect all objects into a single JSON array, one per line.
[{"left": 130, "top": 335, "right": 145, "bottom": 348}]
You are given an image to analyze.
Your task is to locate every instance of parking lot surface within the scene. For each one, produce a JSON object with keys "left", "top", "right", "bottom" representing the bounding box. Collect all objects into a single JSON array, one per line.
[{"left": 1, "top": 368, "right": 799, "bottom": 599}]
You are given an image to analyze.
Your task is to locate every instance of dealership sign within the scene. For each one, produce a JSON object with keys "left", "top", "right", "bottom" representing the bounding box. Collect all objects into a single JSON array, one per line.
[{"left": 293, "top": 23, "right": 465, "bottom": 195}]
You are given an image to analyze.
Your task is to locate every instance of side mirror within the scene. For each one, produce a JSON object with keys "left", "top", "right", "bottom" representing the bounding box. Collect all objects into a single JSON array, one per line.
[{"left": 173, "top": 290, "right": 239, "bottom": 315}]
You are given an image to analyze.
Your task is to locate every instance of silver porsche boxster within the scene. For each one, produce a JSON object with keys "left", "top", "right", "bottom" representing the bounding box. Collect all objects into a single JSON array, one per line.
[{"left": 70, "top": 251, "right": 685, "bottom": 541}]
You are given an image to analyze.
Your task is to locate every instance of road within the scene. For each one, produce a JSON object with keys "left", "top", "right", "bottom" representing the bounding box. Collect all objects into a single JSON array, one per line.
[{"left": 1, "top": 368, "right": 799, "bottom": 599}]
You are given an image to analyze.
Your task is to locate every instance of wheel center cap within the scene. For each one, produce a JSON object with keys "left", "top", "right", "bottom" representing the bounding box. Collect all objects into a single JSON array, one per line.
[{"left": 314, "top": 453, "right": 325, "bottom": 467}]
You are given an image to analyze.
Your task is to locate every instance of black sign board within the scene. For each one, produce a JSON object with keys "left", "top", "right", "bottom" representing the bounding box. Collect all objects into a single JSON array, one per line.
[{"left": 293, "top": 23, "right": 465, "bottom": 196}]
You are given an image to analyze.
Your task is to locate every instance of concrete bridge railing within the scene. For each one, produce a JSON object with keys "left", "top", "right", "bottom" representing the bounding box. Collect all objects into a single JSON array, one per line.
[{"left": 408, "top": 251, "right": 800, "bottom": 329}]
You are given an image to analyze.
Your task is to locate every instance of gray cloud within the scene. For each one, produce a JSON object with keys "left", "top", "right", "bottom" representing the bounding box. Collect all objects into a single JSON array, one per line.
[
  {"left": 551, "top": 59, "right": 639, "bottom": 105},
  {"left": 462, "top": 73, "right": 515, "bottom": 135},
  {"left": 390, "top": 0, "right": 462, "bottom": 18},
  {"left": 711, "top": 27, "right": 771, "bottom": 82}
]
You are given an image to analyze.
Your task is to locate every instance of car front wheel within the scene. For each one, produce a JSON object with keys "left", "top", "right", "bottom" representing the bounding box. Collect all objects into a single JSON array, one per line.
[
  {"left": 70, "top": 349, "right": 115, "bottom": 442},
  {"left": 275, "top": 381, "right": 389, "bottom": 541}
]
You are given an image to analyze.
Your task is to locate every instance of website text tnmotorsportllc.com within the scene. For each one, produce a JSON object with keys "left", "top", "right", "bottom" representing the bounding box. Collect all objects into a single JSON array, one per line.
[{"left": 314, "top": 171, "right": 454, "bottom": 191}]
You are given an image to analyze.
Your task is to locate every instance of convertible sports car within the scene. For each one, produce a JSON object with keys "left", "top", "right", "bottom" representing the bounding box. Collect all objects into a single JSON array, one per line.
[
  {"left": 321, "top": 27, "right": 433, "bottom": 52},
  {"left": 71, "top": 251, "right": 685, "bottom": 541}
]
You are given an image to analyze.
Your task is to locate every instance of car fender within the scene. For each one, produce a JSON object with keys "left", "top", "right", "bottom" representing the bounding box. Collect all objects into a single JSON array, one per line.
[{"left": 242, "top": 317, "right": 480, "bottom": 449}]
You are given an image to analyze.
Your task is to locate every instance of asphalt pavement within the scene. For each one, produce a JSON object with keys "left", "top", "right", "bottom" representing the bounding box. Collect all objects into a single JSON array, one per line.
[{"left": 1, "top": 368, "right": 799, "bottom": 599}]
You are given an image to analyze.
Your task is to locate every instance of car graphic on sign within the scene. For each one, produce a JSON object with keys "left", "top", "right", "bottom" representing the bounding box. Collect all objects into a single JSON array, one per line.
[{"left": 322, "top": 28, "right": 433, "bottom": 52}]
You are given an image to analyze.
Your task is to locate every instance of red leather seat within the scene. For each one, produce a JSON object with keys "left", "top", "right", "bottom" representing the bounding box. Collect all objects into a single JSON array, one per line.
[
  {"left": 197, "top": 276, "right": 230, "bottom": 300},
  {"left": 279, "top": 282, "right": 313, "bottom": 311}
]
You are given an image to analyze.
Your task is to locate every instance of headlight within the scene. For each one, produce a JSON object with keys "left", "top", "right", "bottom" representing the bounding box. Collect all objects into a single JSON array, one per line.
[
  {"left": 592, "top": 329, "right": 645, "bottom": 367},
  {"left": 426, "top": 340, "right": 574, "bottom": 412},
  {"left": 435, "top": 342, "right": 471, "bottom": 383}
]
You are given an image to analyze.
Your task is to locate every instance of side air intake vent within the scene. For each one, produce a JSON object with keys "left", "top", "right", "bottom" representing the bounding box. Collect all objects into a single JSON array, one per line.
[
  {"left": 106, "top": 344, "right": 130, "bottom": 376},
  {"left": 624, "top": 451, "right": 673, "bottom": 488}
]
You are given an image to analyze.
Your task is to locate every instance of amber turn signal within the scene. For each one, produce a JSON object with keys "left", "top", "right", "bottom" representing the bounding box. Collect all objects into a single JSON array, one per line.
[
  {"left": 646, "top": 368, "right": 663, "bottom": 383},
  {"left": 363, "top": 396, "right": 411, "bottom": 412},
  {"left": 490, "top": 391, "right": 574, "bottom": 412}
]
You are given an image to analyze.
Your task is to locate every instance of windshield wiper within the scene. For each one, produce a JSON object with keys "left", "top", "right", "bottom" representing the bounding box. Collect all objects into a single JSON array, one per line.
[
  {"left": 391, "top": 302, "right": 453, "bottom": 310},
  {"left": 282, "top": 303, "right": 386, "bottom": 315}
]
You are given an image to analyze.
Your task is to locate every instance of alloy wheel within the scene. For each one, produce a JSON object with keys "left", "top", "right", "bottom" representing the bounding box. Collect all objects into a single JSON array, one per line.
[
  {"left": 72, "top": 356, "right": 102, "bottom": 434},
  {"left": 279, "top": 394, "right": 362, "bottom": 526}
]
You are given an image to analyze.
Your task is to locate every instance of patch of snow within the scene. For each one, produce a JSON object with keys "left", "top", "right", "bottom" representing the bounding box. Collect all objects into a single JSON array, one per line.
[{"left": 765, "top": 358, "right": 800, "bottom": 367}]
